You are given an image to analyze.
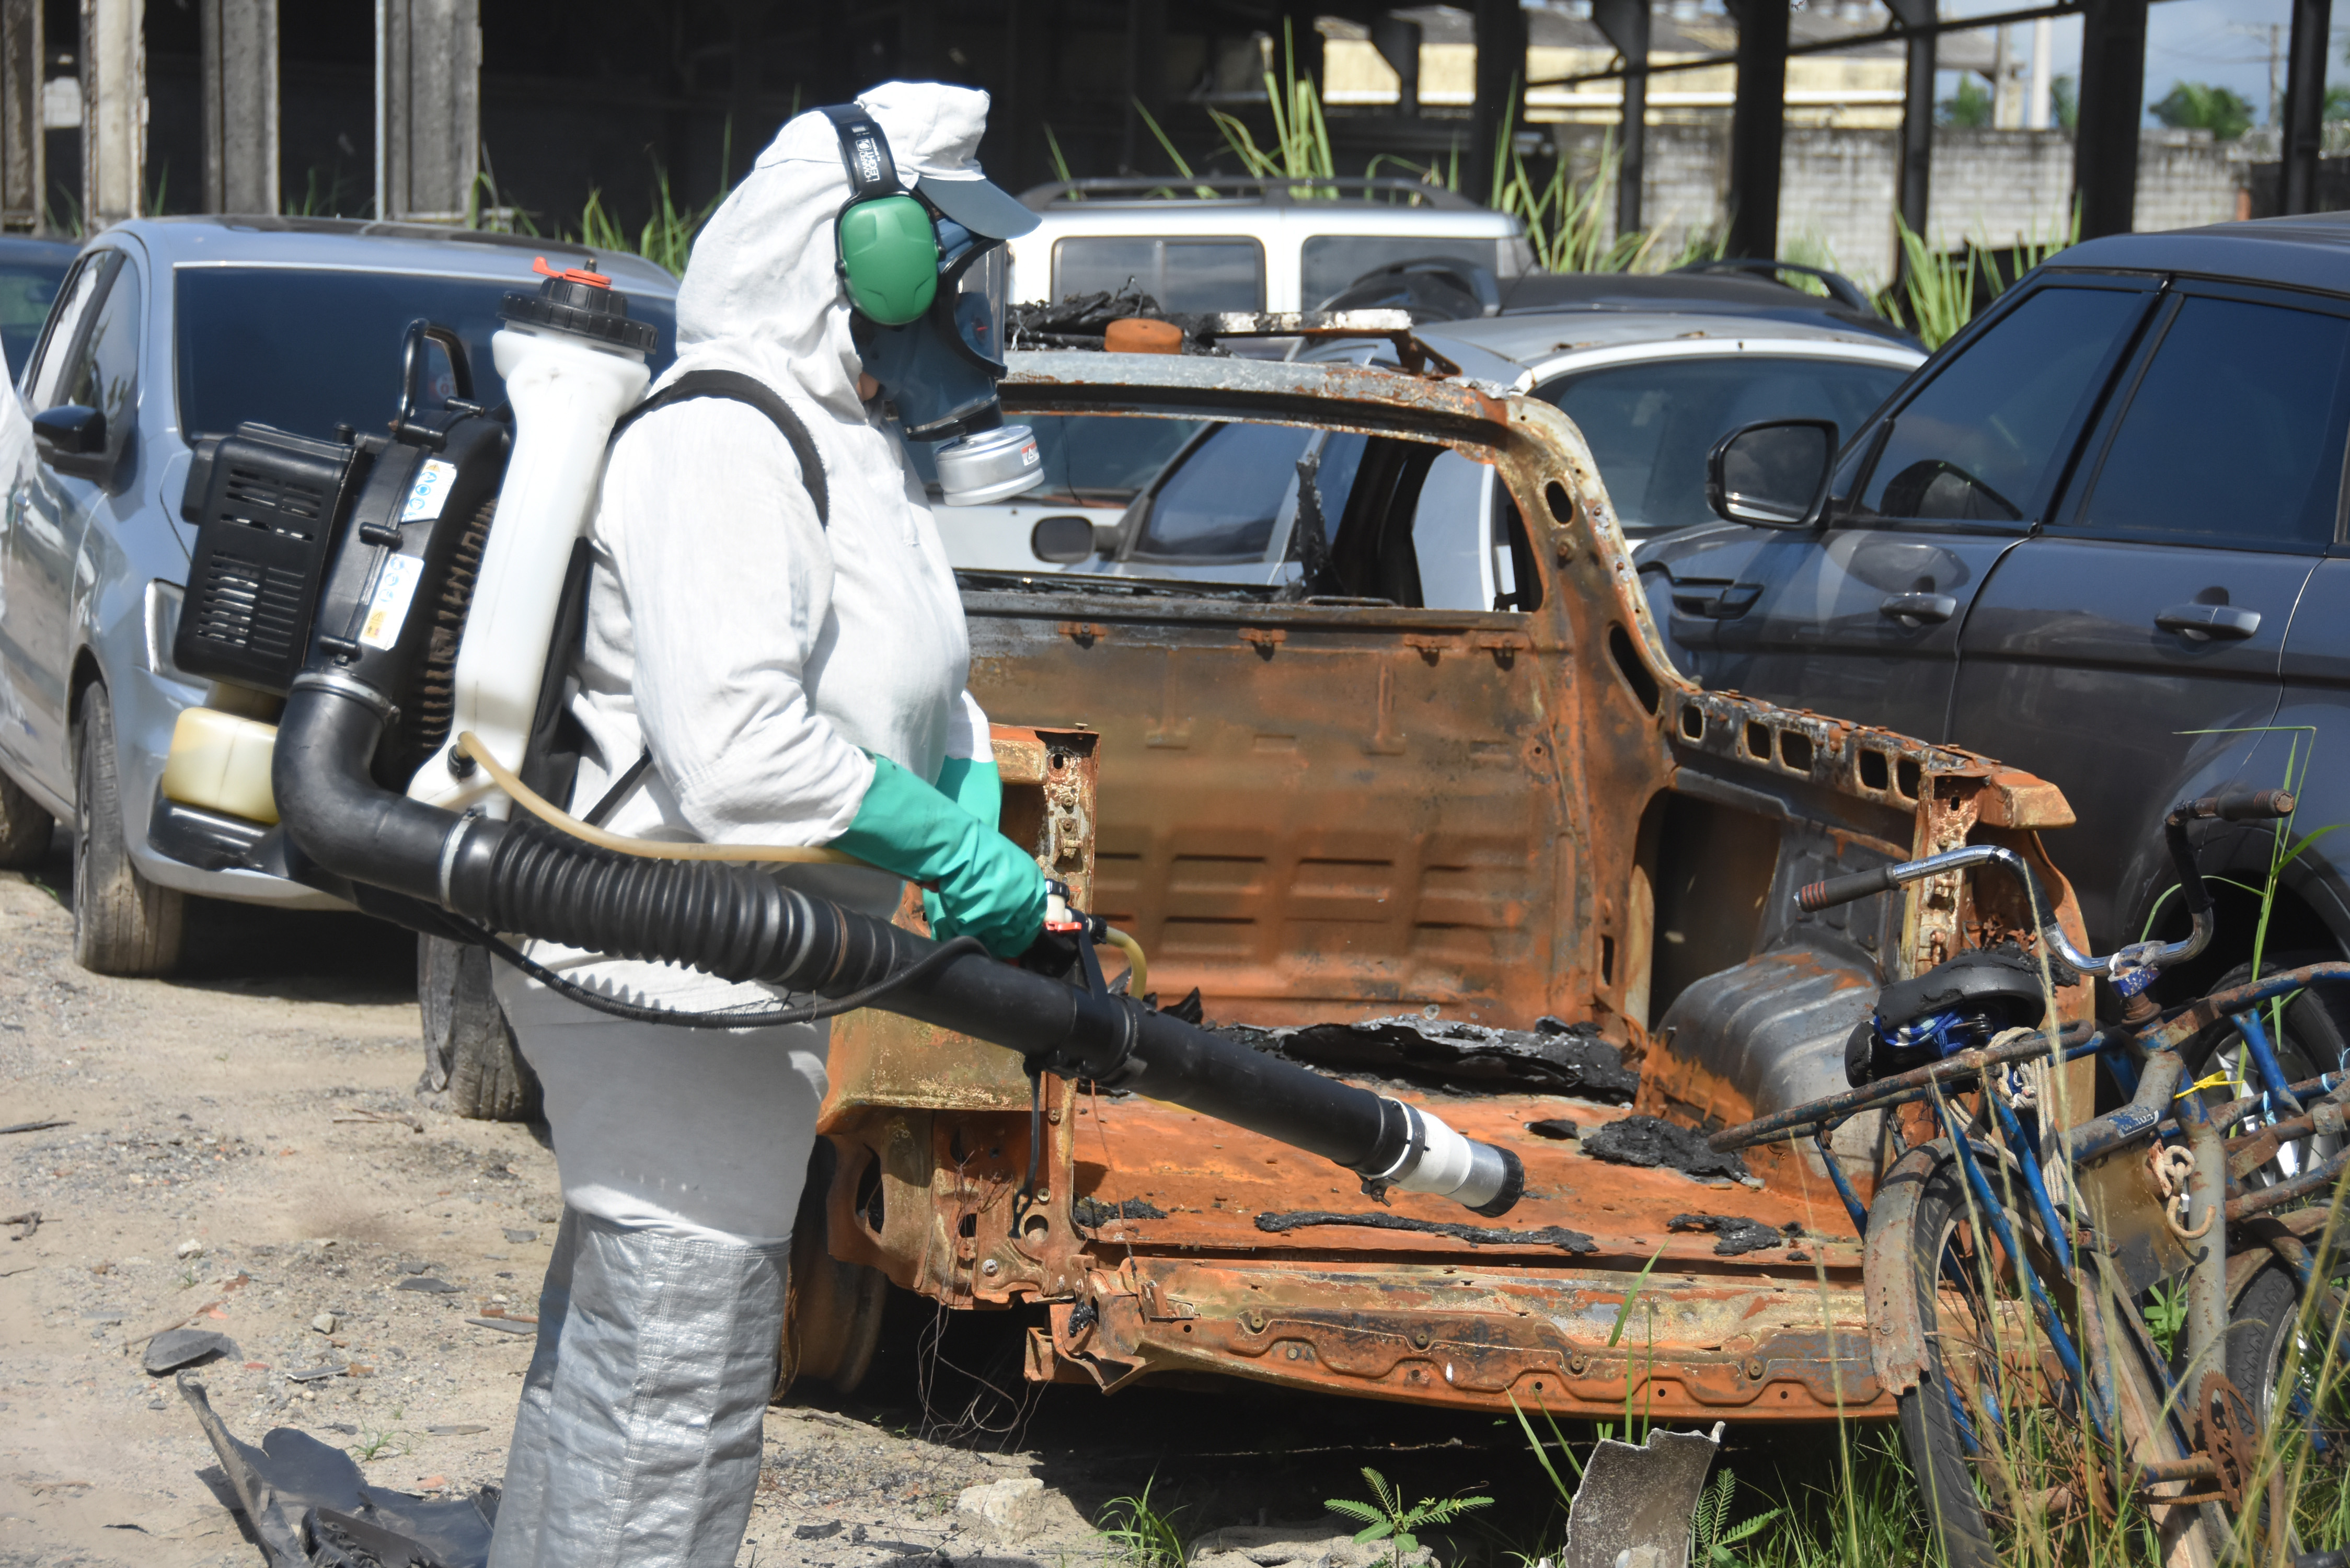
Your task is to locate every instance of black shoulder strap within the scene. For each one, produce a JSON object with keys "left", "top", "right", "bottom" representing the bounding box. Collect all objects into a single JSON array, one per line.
[{"left": 609, "top": 368, "right": 831, "bottom": 527}]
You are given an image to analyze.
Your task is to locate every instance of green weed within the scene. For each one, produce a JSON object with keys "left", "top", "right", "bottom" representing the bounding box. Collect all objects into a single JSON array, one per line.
[
  {"left": 1692, "top": 1468, "right": 1780, "bottom": 1565},
  {"left": 1326, "top": 1467, "right": 1491, "bottom": 1568},
  {"left": 1096, "top": 1477, "right": 1187, "bottom": 1568}
]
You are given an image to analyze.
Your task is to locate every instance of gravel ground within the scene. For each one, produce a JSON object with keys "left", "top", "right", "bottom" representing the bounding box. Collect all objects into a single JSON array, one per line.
[{"left": 0, "top": 844, "right": 1594, "bottom": 1568}]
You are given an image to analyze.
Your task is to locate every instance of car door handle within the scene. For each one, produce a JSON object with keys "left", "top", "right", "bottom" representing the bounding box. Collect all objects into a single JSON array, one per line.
[
  {"left": 2155, "top": 603, "right": 2262, "bottom": 642},
  {"left": 1671, "top": 583, "right": 1762, "bottom": 619},
  {"left": 1879, "top": 592, "right": 1957, "bottom": 625}
]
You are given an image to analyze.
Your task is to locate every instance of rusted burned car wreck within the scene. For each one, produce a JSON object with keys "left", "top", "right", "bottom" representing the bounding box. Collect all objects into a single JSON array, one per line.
[{"left": 783, "top": 341, "right": 2090, "bottom": 1423}]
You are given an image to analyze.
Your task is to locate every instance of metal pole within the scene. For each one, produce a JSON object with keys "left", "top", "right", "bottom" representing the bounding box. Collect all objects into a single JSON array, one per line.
[
  {"left": 1725, "top": 0, "right": 1788, "bottom": 258},
  {"left": 2072, "top": 0, "right": 2147, "bottom": 238},
  {"left": 2028, "top": 15, "right": 2053, "bottom": 129},
  {"left": 1372, "top": 14, "right": 1421, "bottom": 117},
  {"left": 1887, "top": 0, "right": 1935, "bottom": 255},
  {"left": 2280, "top": 0, "right": 2333, "bottom": 214},
  {"left": 0, "top": 0, "right": 39, "bottom": 232},
  {"left": 200, "top": 0, "right": 279, "bottom": 215},
  {"left": 1470, "top": 0, "right": 1526, "bottom": 204},
  {"left": 1593, "top": 0, "right": 1650, "bottom": 239},
  {"left": 373, "top": 0, "right": 387, "bottom": 220}
]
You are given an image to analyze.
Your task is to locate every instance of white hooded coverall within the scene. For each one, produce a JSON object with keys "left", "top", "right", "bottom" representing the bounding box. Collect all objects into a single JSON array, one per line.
[{"left": 487, "top": 84, "right": 1004, "bottom": 1568}]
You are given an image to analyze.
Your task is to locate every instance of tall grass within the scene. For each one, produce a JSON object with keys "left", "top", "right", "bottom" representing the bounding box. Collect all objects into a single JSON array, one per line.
[
  {"left": 465, "top": 127, "right": 736, "bottom": 277},
  {"left": 1882, "top": 204, "right": 2079, "bottom": 348}
]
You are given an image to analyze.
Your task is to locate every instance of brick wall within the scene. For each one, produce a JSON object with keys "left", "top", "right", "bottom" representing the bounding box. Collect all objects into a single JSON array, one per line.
[{"left": 1553, "top": 122, "right": 2244, "bottom": 293}]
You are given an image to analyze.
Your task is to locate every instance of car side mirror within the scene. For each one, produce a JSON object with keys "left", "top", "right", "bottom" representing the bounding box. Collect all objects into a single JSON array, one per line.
[
  {"left": 1706, "top": 418, "right": 1836, "bottom": 527},
  {"left": 1030, "top": 514, "right": 1108, "bottom": 564},
  {"left": 33, "top": 403, "right": 116, "bottom": 483},
  {"left": 33, "top": 403, "right": 107, "bottom": 465}
]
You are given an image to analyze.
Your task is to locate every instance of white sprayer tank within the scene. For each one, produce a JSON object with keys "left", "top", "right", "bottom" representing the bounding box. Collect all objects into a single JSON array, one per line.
[{"left": 408, "top": 262, "right": 655, "bottom": 814}]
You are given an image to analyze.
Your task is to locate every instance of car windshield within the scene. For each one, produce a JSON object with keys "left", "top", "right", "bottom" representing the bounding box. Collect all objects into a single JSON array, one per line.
[
  {"left": 175, "top": 266, "right": 677, "bottom": 441},
  {"left": 1538, "top": 355, "right": 1908, "bottom": 535},
  {"left": 0, "top": 258, "right": 70, "bottom": 383},
  {"left": 1301, "top": 236, "right": 1528, "bottom": 307}
]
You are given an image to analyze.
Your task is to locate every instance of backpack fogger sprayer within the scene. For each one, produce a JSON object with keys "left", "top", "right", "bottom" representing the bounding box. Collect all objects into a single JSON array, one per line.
[{"left": 156, "top": 263, "right": 1523, "bottom": 1219}]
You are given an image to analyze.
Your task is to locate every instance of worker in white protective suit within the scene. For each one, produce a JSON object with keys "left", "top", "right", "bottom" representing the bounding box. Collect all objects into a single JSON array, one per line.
[{"left": 485, "top": 83, "right": 1047, "bottom": 1568}]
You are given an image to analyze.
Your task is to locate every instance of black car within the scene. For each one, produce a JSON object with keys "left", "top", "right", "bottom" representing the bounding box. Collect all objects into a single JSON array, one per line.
[{"left": 1638, "top": 211, "right": 2350, "bottom": 1090}]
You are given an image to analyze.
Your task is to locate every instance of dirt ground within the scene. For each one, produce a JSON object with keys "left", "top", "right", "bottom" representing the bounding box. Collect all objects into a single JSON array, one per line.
[{"left": 0, "top": 845, "right": 1614, "bottom": 1568}]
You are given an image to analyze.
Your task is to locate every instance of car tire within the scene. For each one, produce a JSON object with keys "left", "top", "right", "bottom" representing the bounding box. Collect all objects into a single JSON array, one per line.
[
  {"left": 71, "top": 686, "right": 184, "bottom": 976},
  {"left": 0, "top": 765, "right": 54, "bottom": 869},
  {"left": 419, "top": 934, "right": 540, "bottom": 1122}
]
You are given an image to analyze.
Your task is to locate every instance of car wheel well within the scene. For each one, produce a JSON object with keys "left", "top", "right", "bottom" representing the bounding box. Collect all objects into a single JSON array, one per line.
[
  {"left": 66, "top": 651, "right": 103, "bottom": 745},
  {"left": 2147, "top": 873, "right": 2347, "bottom": 1003}
]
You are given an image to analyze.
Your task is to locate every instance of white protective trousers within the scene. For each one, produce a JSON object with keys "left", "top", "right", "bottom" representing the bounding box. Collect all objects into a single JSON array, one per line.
[{"left": 484, "top": 975, "right": 824, "bottom": 1568}]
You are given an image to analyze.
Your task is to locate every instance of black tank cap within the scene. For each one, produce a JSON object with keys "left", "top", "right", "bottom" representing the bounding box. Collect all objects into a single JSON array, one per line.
[{"left": 500, "top": 258, "right": 658, "bottom": 352}]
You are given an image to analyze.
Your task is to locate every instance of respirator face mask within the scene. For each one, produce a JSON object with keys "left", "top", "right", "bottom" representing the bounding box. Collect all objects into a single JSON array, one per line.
[{"left": 823, "top": 103, "right": 1043, "bottom": 506}]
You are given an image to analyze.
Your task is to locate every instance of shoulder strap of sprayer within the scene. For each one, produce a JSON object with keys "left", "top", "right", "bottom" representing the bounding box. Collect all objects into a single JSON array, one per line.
[
  {"left": 608, "top": 368, "right": 831, "bottom": 527},
  {"left": 569, "top": 373, "right": 833, "bottom": 826}
]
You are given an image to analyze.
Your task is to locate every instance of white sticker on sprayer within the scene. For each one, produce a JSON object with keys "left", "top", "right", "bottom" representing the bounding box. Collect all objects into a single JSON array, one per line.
[
  {"left": 401, "top": 458, "right": 459, "bottom": 522},
  {"left": 359, "top": 555, "right": 423, "bottom": 650}
]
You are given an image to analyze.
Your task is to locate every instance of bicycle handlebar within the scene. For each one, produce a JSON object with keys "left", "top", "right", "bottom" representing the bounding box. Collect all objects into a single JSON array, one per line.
[{"left": 1796, "top": 787, "right": 2296, "bottom": 979}]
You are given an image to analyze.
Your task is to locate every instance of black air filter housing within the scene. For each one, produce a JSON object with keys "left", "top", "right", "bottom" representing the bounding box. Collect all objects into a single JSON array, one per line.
[{"left": 176, "top": 424, "right": 372, "bottom": 691}]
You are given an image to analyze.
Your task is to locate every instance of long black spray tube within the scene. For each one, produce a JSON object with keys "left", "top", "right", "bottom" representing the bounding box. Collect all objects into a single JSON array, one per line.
[{"left": 274, "top": 672, "right": 1524, "bottom": 1216}]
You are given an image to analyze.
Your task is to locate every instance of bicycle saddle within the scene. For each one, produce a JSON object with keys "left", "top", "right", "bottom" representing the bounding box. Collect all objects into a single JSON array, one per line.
[{"left": 1847, "top": 945, "right": 2052, "bottom": 1087}]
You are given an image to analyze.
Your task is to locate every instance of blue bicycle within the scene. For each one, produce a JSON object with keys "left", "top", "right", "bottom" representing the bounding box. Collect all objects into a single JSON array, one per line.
[{"left": 1713, "top": 788, "right": 2348, "bottom": 1568}]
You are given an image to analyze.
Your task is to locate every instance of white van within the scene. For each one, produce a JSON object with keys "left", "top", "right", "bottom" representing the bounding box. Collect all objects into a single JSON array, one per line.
[
  {"left": 933, "top": 178, "right": 1529, "bottom": 572},
  {"left": 1003, "top": 176, "right": 1529, "bottom": 313}
]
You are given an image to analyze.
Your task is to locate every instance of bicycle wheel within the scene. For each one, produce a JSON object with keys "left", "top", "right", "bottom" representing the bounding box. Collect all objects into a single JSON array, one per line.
[
  {"left": 1883, "top": 1139, "right": 2221, "bottom": 1568},
  {"left": 2230, "top": 1251, "right": 2350, "bottom": 1548},
  {"left": 2182, "top": 956, "right": 2350, "bottom": 1190}
]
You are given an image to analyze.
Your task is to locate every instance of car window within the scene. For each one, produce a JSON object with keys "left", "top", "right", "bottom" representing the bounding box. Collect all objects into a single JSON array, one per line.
[
  {"left": 1132, "top": 421, "right": 1322, "bottom": 561},
  {"left": 25, "top": 255, "right": 106, "bottom": 410},
  {"left": 0, "top": 259, "right": 67, "bottom": 384},
  {"left": 1412, "top": 449, "right": 1493, "bottom": 609},
  {"left": 2071, "top": 295, "right": 2350, "bottom": 548},
  {"left": 1051, "top": 237, "right": 1265, "bottom": 312},
  {"left": 61, "top": 260, "right": 140, "bottom": 439},
  {"left": 1538, "top": 355, "right": 1909, "bottom": 536},
  {"left": 1854, "top": 285, "right": 2145, "bottom": 525},
  {"left": 911, "top": 413, "right": 1206, "bottom": 504},
  {"left": 176, "top": 266, "right": 677, "bottom": 441},
  {"left": 1301, "top": 237, "right": 1514, "bottom": 307}
]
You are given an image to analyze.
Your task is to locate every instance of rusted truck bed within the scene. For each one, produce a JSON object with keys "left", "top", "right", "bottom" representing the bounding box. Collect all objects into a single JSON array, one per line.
[{"left": 786, "top": 352, "right": 2089, "bottom": 1419}]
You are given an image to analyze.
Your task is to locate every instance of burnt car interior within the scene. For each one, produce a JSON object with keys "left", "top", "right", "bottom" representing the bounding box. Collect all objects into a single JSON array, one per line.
[{"left": 789, "top": 351, "right": 2087, "bottom": 1420}]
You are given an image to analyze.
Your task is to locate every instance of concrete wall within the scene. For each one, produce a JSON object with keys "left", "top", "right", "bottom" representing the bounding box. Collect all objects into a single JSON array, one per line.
[{"left": 1558, "top": 122, "right": 2245, "bottom": 293}]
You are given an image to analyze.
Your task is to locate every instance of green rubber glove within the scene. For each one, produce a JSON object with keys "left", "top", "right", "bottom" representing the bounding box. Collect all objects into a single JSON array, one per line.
[
  {"left": 834, "top": 752, "right": 1045, "bottom": 959},
  {"left": 921, "top": 751, "right": 1004, "bottom": 942}
]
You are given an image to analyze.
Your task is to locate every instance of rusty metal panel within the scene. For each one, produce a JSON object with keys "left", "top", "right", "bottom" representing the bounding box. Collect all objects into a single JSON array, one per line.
[{"left": 968, "top": 611, "right": 1565, "bottom": 1024}]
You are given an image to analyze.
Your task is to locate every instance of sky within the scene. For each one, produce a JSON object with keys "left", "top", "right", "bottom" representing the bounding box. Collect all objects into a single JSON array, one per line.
[{"left": 1937, "top": 0, "right": 2348, "bottom": 122}]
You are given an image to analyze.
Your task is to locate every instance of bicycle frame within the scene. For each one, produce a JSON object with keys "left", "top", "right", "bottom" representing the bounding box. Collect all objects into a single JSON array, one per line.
[{"left": 1717, "top": 960, "right": 2350, "bottom": 1521}]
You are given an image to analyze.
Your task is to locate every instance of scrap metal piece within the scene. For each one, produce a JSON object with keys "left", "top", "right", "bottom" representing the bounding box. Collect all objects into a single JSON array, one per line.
[
  {"left": 1561, "top": 1423, "right": 1724, "bottom": 1568},
  {"left": 144, "top": 1327, "right": 240, "bottom": 1375},
  {"left": 175, "top": 1373, "right": 312, "bottom": 1567},
  {"left": 174, "top": 1373, "right": 496, "bottom": 1567}
]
